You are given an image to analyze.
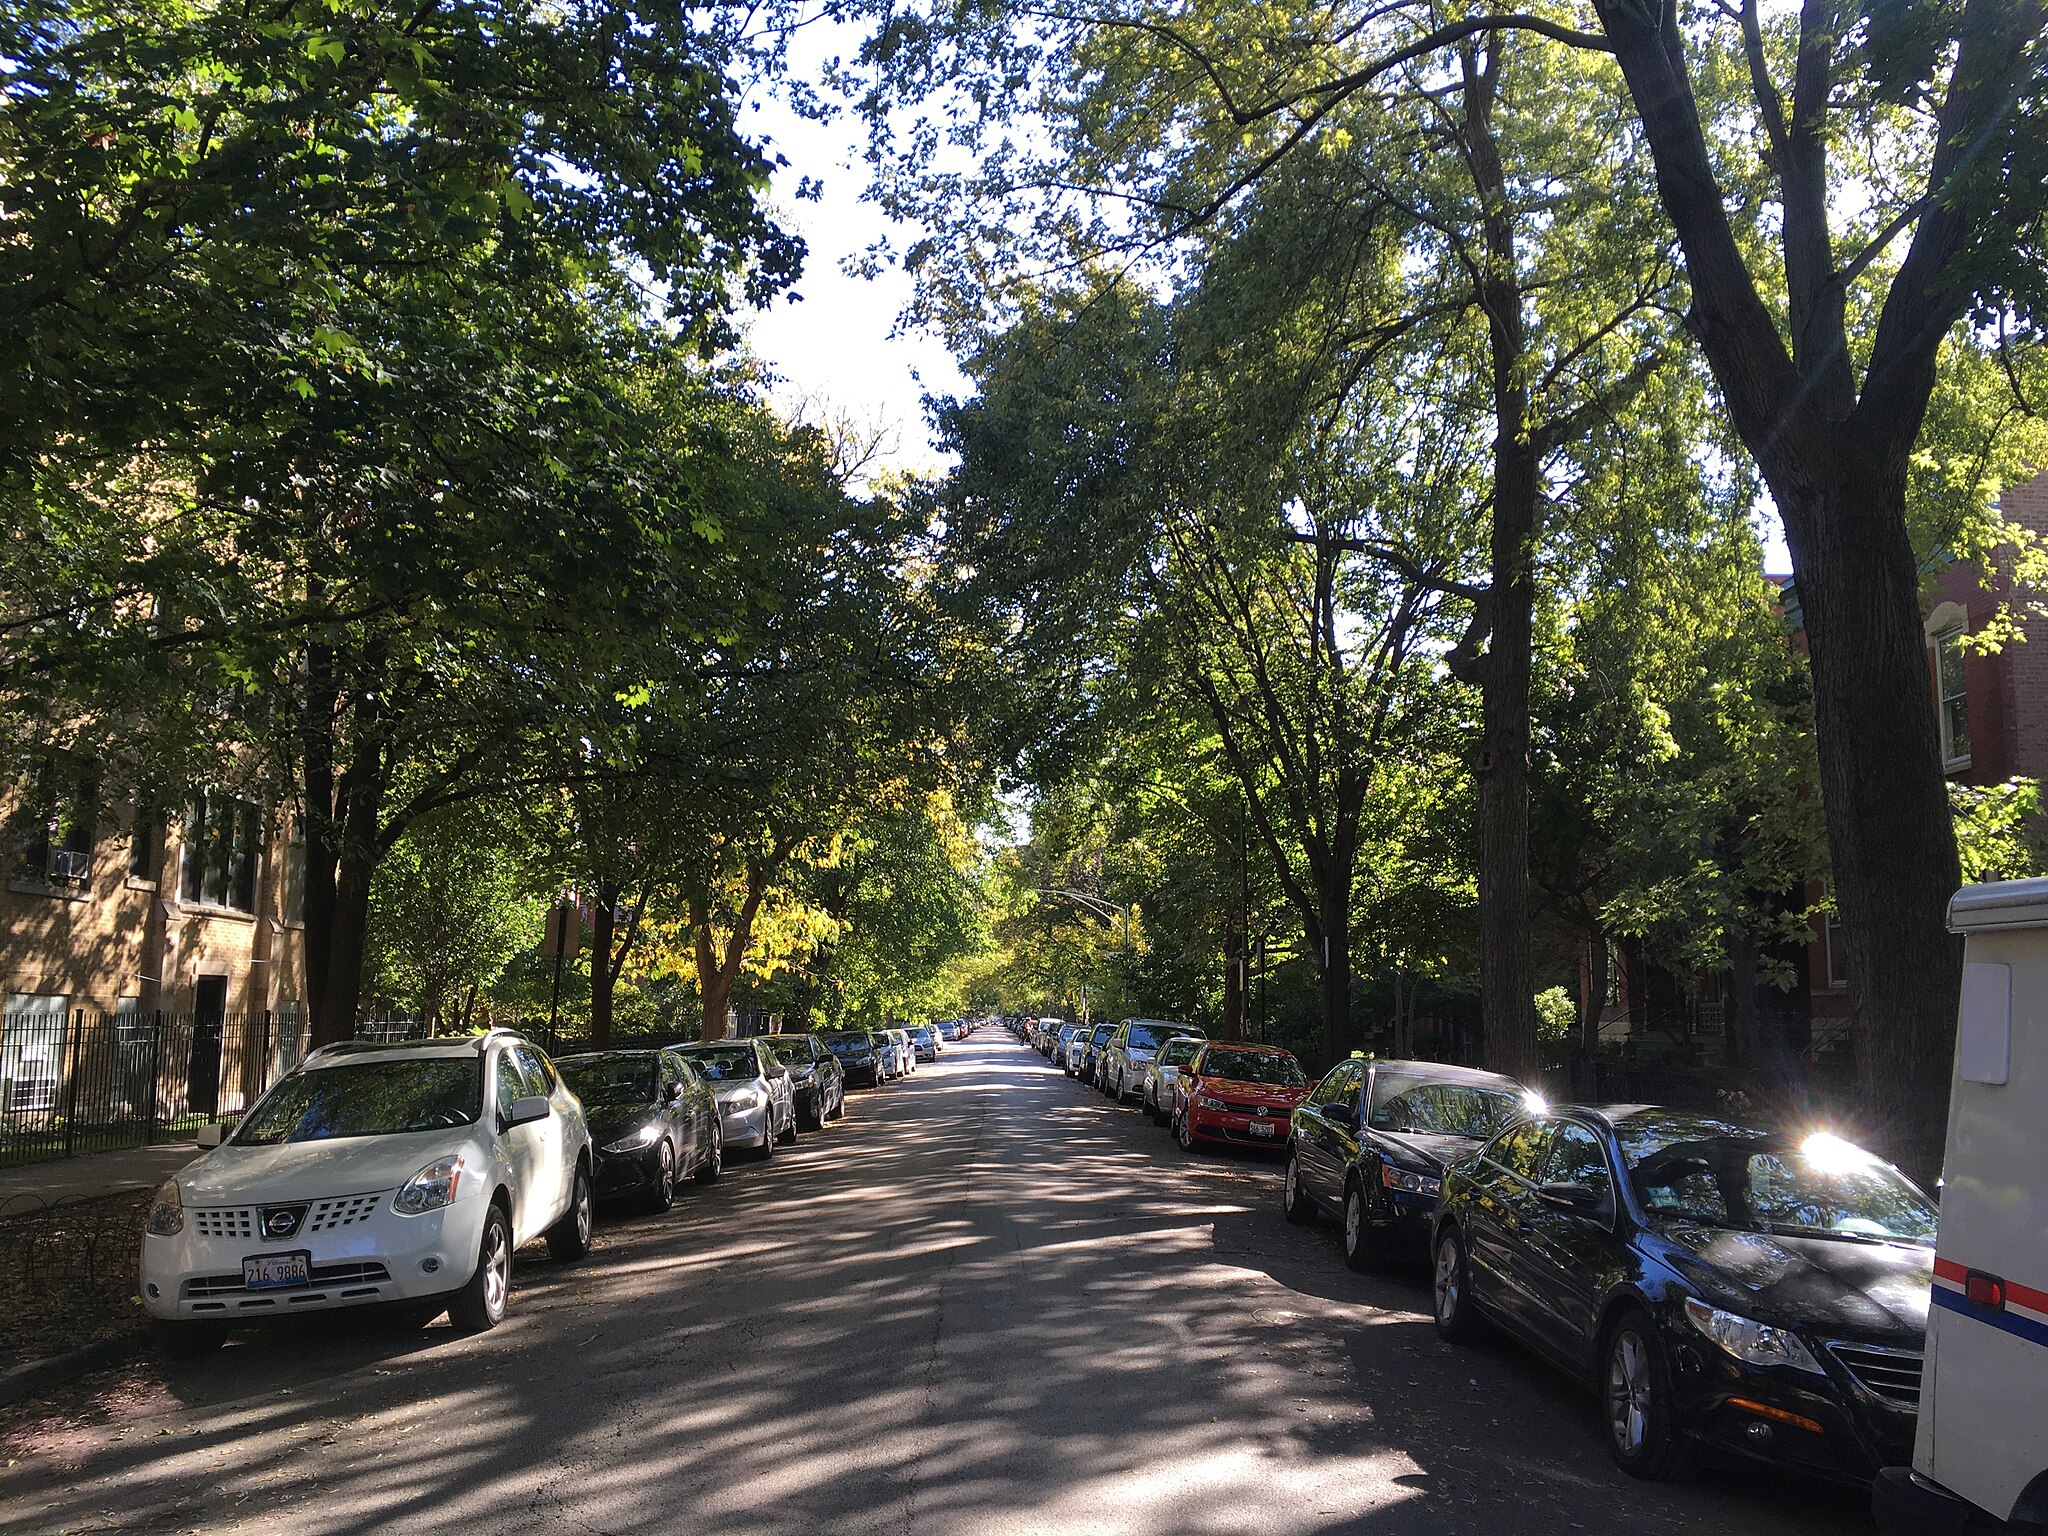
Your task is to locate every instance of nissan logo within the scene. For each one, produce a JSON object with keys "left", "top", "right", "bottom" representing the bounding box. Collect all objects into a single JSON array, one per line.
[{"left": 260, "top": 1206, "right": 305, "bottom": 1240}]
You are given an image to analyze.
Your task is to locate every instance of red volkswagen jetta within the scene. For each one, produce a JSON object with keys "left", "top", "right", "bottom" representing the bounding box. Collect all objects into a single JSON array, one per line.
[{"left": 1173, "top": 1042, "right": 1310, "bottom": 1152}]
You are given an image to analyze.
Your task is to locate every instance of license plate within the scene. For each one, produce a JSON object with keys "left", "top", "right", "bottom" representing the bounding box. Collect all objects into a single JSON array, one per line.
[
  {"left": 243, "top": 1251, "right": 311, "bottom": 1289},
  {"left": 1248, "top": 1120, "right": 1276, "bottom": 1138}
]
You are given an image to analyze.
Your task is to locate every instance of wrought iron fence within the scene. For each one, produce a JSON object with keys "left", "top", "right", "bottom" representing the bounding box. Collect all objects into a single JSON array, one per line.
[{"left": 0, "top": 1009, "right": 315, "bottom": 1170}]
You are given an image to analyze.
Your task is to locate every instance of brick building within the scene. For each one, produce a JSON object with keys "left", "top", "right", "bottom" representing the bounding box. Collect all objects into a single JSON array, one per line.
[{"left": 1, "top": 764, "right": 307, "bottom": 1121}]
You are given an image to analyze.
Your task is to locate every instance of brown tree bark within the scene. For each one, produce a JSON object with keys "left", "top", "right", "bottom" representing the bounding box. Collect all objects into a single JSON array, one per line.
[
  {"left": 1576, "top": 931, "right": 1608, "bottom": 1098},
  {"left": 688, "top": 851, "right": 775, "bottom": 1041},
  {"left": 1466, "top": 84, "right": 1543, "bottom": 1081}
]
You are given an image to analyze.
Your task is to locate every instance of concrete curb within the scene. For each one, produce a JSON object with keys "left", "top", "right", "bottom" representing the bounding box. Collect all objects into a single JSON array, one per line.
[{"left": 0, "top": 1331, "right": 149, "bottom": 1410}]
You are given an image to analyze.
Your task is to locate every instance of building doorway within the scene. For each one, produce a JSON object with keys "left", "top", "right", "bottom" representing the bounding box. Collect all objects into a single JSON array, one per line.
[{"left": 188, "top": 976, "right": 227, "bottom": 1118}]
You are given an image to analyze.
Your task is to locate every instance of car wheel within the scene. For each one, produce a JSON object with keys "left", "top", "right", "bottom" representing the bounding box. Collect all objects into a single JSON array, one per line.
[
  {"left": 153, "top": 1320, "right": 228, "bottom": 1359},
  {"left": 798, "top": 1090, "right": 821, "bottom": 1133},
  {"left": 1343, "top": 1179, "right": 1384, "bottom": 1272},
  {"left": 1431, "top": 1226, "right": 1483, "bottom": 1344},
  {"left": 1603, "top": 1310, "right": 1699, "bottom": 1481},
  {"left": 1282, "top": 1155, "right": 1317, "bottom": 1225},
  {"left": 646, "top": 1139, "right": 677, "bottom": 1214},
  {"left": 546, "top": 1164, "right": 594, "bottom": 1262},
  {"left": 696, "top": 1124, "right": 723, "bottom": 1183},
  {"left": 1175, "top": 1111, "right": 1197, "bottom": 1153},
  {"left": 449, "top": 1202, "right": 513, "bottom": 1333},
  {"left": 756, "top": 1118, "right": 778, "bottom": 1161},
  {"left": 777, "top": 1102, "right": 799, "bottom": 1145}
]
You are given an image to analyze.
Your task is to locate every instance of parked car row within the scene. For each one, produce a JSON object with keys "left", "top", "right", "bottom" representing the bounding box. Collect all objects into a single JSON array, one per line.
[
  {"left": 1025, "top": 1024, "right": 1941, "bottom": 1496},
  {"left": 140, "top": 1019, "right": 977, "bottom": 1354}
]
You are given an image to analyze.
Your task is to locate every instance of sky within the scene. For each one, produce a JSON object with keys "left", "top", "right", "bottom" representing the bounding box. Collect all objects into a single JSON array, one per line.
[{"left": 736, "top": 33, "right": 966, "bottom": 485}]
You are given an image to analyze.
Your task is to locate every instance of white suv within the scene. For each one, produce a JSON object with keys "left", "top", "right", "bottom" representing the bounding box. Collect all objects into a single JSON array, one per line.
[{"left": 141, "top": 1030, "right": 593, "bottom": 1353}]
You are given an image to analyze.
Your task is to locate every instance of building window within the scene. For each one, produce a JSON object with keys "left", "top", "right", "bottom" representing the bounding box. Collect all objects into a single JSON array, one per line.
[
  {"left": 10, "top": 756, "right": 96, "bottom": 888},
  {"left": 1934, "top": 626, "right": 1972, "bottom": 769},
  {"left": 180, "top": 792, "right": 261, "bottom": 912},
  {"left": 1825, "top": 910, "right": 1849, "bottom": 991},
  {"left": 2, "top": 993, "right": 69, "bottom": 1114},
  {"left": 128, "top": 799, "right": 164, "bottom": 882}
]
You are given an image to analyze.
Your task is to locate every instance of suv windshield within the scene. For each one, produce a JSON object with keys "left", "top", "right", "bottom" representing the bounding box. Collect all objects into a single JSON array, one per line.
[
  {"left": 1198, "top": 1049, "right": 1306, "bottom": 1086},
  {"left": 1618, "top": 1118, "right": 1937, "bottom": 1245},
  {"left": 558, "top": 1056, "right": 656, "bottom": 1105},
  {"left": 1369, "top": 1080, "right": 1523, "bottom": 1138},
  {"left": 235, "top": 1060, "right": 481, "bottom": 1144},
  {"left": 678, "top": 1046, "right": 760, "bottom": 1082}
]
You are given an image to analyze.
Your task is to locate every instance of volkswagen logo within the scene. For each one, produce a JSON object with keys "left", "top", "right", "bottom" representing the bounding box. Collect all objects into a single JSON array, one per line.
[
  {"left": 259, "top": 1205, "right": 306, "bottom": 1240},
  {"left": 1255, "top": 1105, "right": 1268, "bottom": 1117}
]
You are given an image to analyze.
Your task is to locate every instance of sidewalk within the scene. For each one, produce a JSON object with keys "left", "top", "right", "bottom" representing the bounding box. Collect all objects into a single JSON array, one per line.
[{"left": 0, "top": 1142, "right": 201, "bottom": 1210}]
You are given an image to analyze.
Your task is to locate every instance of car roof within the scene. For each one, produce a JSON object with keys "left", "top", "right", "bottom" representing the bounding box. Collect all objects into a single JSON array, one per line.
[
  {"left": 555, "top": 1048, "right": 668, "bottom": 1062},
  {"left": 1199, "top": 1041, "right": 1293, "bottom": 1055},
  {"left": 1366, "top": 1059, "right": 1528, "bottom": 1091}
]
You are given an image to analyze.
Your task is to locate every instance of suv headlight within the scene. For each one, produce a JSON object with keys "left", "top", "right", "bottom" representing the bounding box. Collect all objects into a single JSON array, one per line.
[
  {"left": 1683, "top": 1299, "right": 1822, "bottom": 1373},
  {"left": 1379, "top": 1165, "right": 1442, "bottom": 1197},
  {"left": 393, "top": 1156, "right": 465, "bottom": 1215},
  {"left": 602, "top": 1124, "right": 662, "bottom": 1153},
  {"left": 146, "top": 1180, "right": 184, "bottom": 1237}
]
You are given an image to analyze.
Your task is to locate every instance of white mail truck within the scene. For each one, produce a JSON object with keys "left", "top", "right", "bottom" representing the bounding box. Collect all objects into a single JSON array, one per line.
[{"left": 1873, "top": 877, "right": 2048, "bottom": 1533}]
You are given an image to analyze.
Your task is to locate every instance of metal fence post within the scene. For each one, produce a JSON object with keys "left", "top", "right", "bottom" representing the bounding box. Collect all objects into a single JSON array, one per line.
[
  {"left": 145, "top": 1012, "right": 163, "bottom": 1145},
  {"left": 61, "top": 1009, "right": 83, "bottom": 1159},
  {"left": 261, "top": 1009, "right": 274, "bottom": 1094}
]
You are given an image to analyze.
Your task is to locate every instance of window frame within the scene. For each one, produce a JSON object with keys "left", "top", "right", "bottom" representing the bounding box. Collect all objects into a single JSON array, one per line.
[
  {"left": 179, "top": 790, "right": 263, "bottom": 915},
  {"left": 1932, "top": 624, "right": 1972, "bottom": 771}
]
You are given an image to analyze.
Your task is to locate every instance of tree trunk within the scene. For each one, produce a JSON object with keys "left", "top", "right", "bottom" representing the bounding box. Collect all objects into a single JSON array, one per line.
[
  {"left": 588, "top": 882, "right": 618, "bottom": 1050},
  {"left": 1221, "top": 899, "right": 1246, "bottom": 1041},
  {"left": 1460, "top": 38, "right": 1541, "bottom": 1085},
  {"left": 1724, "top": 918, "right": 1762, "bottom": 1071},
  {"left": 1314, "top": 873, "right": 1358, "bottom": 1069},
  {"left": 1779, "top": 453, "right": 1963, "bottom": 1179},
  {"left": 312, "top": 847, "right": 374, "bottom": 1045},
  {"left": 1577, "top": 932, "right": 1607, "bottom": 1099}
]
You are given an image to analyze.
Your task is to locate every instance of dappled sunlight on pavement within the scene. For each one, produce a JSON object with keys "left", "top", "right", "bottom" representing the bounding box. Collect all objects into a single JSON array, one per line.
[{"left": 0, "top": 1037, "right": 1869, "bottom": 1535}]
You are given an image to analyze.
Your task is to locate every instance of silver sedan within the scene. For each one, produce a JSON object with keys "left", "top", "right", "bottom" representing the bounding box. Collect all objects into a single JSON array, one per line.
[
  {"left": 1141, "top": 1036, "right": 1206, "bottom": 1124},
  {"left": 673, "top": 1039, "right": 798, "bottom": 1161}
]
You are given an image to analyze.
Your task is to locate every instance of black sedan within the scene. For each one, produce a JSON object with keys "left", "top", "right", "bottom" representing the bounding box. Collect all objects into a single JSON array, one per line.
[
  {"left": 1283, "top": 1057, "right": 1529, "bottom": 1270},
  {"left": 557, "top": 1048, "right": 722, "bottom": 1211},
  {"left": 766, "top": 1032, "right": 848, "bottom": 1129},
  {"left": 816, "top": 1029, "right": 884, "bottom": 1087},
  {"left": 1430, "top": 1106, "right": 1935, "bottom": 1485}
]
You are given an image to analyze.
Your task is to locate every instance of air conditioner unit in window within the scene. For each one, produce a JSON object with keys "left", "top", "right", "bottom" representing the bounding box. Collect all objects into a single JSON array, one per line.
[{"left": 46, "top": 848, "right": 90, "bottom": 884}]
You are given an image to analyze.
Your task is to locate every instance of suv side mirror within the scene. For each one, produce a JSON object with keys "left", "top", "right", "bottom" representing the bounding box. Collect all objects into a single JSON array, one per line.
[
  {"left": 507, "top": 1095, "right": 550, "bottom": 1127},
  {"left": 1535, "top": 1181, "right": 1602, "bottom": 1215},
  {"left": 665, "top": 1081, "right": 684, "bottom": 1102}
]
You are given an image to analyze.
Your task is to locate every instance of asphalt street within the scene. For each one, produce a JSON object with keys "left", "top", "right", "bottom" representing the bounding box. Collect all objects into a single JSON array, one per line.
[{"left": 0, "top": 1036, "right": 1871, "bottom": 1536}]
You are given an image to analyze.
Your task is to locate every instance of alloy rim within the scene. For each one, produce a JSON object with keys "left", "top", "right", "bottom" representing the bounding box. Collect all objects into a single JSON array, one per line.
[
  {"left": 1345, "top": 1190, "right": 1361, "bottom": 1253},
  {"left": 1285, "top": 1161, "right": 1299, "bottom": 1210},
  {"left": 1434, "top": 1238, "right": 1458, "bottom": 1323},
  {"left": 575, "top": 1176, "right": 592, "bottom": 1244},
  {"left": 483, "top": 1221, "right": 509, "bottom": 1317},
  {"left": 1607, "top": 1332, "right": 1651, "bottom": 1454},
  {"left": 657, "top": 1144, "right": 674, "bottom": 1202}
]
